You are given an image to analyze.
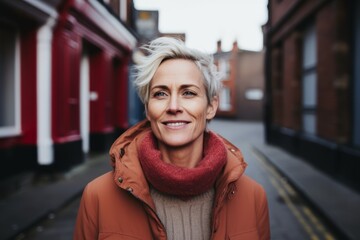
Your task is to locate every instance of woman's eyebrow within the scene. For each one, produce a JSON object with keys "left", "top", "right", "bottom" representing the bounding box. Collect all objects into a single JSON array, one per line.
[
  {"left": 179, "top": 84, "right": 200, "bottom": 90},
  {"left": 150, "top": 85, "right": 169, "bottom": 91},
  {"left": 151, "top": 84, "right": 200, "bottom": 90}
]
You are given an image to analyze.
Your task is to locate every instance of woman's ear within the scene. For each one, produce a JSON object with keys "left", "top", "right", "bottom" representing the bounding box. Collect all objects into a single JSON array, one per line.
[{"left": 206, "top": 96, "right": 219, "bottom": 120}]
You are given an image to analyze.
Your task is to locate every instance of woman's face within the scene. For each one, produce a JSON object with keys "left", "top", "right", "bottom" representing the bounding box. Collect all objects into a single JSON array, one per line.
[{"left": 146, "top": 59, "right": 218, "bottom": 149}]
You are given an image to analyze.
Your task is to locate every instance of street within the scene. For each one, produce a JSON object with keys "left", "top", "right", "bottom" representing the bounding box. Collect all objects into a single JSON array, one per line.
[
  {"left": 17, "top": 119, "right": 338, "bottom": 240},
  {"left": 210, "top": 119, "right": 337, "bottom": 240}
]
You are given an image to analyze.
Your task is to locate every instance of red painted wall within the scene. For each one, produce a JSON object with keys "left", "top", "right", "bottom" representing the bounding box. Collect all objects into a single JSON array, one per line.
[
  {"left": 20, "top": 29, "right": 38, "bottom": 145},
  {"left": 89, "top": 51, "right": 115, "bottom": 133},
  {"left": 52, "top": 28, "right": 81, "bottom": 144},
  {"left": 51, "top": 0, "right": 132, "bottom": 142}
]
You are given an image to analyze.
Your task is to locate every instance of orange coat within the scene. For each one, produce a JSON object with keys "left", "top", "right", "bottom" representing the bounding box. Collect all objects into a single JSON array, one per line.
[{"left": 74, "top": 120, "right": 270, "bottom": 240}]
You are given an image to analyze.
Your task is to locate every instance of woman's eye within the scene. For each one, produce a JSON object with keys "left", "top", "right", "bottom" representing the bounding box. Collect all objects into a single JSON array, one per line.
[
  {"left": 153, "top": 91, "right": 167, "bottom": 97},
  {"left": 183, "top": 91, "right": 196, "bottom": 96}
]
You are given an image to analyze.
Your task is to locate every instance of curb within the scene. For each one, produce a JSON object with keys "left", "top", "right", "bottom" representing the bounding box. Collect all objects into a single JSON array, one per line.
[{"left": 251, "top": 143, "right": 360, "bottom": 240}]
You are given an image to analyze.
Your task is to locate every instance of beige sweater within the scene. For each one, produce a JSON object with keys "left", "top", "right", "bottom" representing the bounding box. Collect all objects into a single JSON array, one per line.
[{"left": 151, "top": 188, "right": 215, "bottom": 240}]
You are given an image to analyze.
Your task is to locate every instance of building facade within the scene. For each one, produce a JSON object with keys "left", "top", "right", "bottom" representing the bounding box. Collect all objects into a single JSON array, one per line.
[
  {"left": 214, "top": 41, "right": 265, "bottom": 120},
  {"left": 264, "top": 0, "right": 360, "bottom": 191},
  {"left": 0, "top": 0, "right": 137, "bottom": 178}
]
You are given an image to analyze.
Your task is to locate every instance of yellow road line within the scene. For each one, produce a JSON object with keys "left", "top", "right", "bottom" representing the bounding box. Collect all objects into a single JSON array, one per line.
[
  {"left": 268, "top": 174, "right": 320, "bottom": 240},
  {"left": 302, "top": 207, "right": 336, "bottom": 240},
  {"left": 250, "top": 147, "right": 336, "bottom": 240}
]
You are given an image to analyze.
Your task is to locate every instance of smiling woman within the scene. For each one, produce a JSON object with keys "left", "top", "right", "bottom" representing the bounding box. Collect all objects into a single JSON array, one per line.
[{"left": 74, "top": 37, "right": 270, "bottom": 240}]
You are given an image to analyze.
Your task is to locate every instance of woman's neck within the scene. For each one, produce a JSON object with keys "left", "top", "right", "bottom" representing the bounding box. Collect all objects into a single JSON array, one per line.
[{"left": 158, "top": 137, "right": 204, "bottom": 168}]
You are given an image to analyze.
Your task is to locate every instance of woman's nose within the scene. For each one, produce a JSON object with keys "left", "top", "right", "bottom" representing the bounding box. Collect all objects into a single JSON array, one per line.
[{"left": 167, "top": 95, "right": 182, "bottom": 114}]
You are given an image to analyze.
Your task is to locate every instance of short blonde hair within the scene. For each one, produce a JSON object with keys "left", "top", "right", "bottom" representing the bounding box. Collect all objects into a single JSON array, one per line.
[{"left": 134, "top": 37, "right": 222, "bottom": 104}]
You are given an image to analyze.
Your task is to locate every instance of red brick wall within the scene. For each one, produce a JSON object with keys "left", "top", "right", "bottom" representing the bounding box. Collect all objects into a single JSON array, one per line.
[
  {"left": 271, "top": 0, "right": 328, "bottom": 44},
  {"left": 270, "top": 0, "right": 300, "bottom": 27},
  {"left": 236, "top": 51, "right": 265, "bottom": 120},
  {"left": 282, "top": 32, "right": 301, "bottom": 130},
  {"left": 316, "top": 3, "right": 338, "bottom": 140},
  {"left": 271, "top": 47, "right": 284, "bottom": 126},
  {"left": 268, "top": 0, "right": 351, "bottom": 142}
]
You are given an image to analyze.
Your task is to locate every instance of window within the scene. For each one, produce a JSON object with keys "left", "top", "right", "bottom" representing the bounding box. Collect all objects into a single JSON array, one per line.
[
  {"left": 245, "top": 88, "right": 263, "bottom": 100},
  {"left": 0, "top": 28, "right": 21, "bottom": 137},
  {"left": 219, "top": 59, "right": 230, "bottom": 80},
  {"left": 301, "top": 24, "right": 317, "bottom": 135},
  {"left": 219, "top": 87, "right": 232, "bottom": 111}
]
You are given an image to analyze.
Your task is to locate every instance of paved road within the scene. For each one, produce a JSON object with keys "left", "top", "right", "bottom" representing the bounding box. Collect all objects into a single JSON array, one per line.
[
  {"left": 209, "top": 119, "right": 337, "bottom": 240},
  {"left": 18, "top": 119, "right": 339, "bottom": 240}
]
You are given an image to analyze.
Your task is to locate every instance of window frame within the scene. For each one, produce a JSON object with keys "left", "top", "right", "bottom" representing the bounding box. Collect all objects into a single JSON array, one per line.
[
  {"left": 219, "top": 87, "right": 232, "bottom": 111},
  {"left": 0, "top": 29, "right": 21, "bottom": 138},
  {"left": 301, "top": 23, "right": 317, "bottom": 135}
]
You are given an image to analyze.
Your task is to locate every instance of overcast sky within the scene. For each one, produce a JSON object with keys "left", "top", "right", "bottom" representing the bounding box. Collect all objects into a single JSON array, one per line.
[{"left": 133, "top": 0, "right": 268, "bottom": 54}]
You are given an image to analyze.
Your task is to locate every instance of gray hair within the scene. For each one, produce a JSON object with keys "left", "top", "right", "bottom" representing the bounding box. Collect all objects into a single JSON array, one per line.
[{"left": 134, "top": 37, "right": 222, "bottom": 104}]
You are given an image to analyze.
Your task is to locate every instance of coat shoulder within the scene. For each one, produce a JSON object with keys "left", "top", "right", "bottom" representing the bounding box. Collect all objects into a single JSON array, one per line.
[
  {"left": 85, "top": 171, "right": 114, "bottom": 193},
  {"left": 233, "top": 174, "right": 268, "bottom": 211},
  {"left": 82, "top": 171, "right": 128, "bottom": 203},
  {"left": 236, "top": 174, "right": 266, "bottom": 196}
]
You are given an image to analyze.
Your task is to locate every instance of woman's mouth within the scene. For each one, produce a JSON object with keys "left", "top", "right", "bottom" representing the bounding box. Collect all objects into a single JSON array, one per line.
[{"left": 163, "top": 121, "right": 189, "bottom": 128}]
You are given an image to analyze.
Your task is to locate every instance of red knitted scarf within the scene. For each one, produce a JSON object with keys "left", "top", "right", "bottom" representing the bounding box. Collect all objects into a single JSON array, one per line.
[{"left": 138, "top": 131, "right": 227, "bottom": 198}]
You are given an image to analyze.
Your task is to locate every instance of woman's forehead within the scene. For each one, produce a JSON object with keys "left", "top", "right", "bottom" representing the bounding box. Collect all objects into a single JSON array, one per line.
[{"left": 152, "top": 59, "right": 203, "bottom": 83}]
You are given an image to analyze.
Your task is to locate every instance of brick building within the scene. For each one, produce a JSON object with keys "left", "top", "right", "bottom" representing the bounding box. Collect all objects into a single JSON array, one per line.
[
  {"left": 214, "top": 41, "right": 265, "bottom": 120},
  {"left": 264, "top": 0, "right": 360, "bottom": 191}
]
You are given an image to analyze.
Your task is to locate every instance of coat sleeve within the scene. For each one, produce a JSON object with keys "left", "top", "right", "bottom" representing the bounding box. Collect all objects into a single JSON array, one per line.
[
  {"left": 73, "top": 184, "right": 98, "bottom": 240},
  {"left": 255, "top": 185, "right": 270, "bottom": 240}
]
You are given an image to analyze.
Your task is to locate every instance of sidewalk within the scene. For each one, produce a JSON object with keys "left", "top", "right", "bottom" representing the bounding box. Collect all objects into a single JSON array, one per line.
[
  {"left": 0, "top": 153, "right": 111, "bottom": 240},
  {"left": 252, "top": 142, "right": 360, "bottom": 240}
]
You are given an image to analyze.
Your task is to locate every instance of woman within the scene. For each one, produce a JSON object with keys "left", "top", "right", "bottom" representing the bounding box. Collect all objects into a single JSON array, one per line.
[{"left": 74, "top": 37, "right": 270, "bottom": 240}]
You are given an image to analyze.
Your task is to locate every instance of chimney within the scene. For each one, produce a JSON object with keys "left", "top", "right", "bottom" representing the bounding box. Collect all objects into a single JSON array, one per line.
[
  {"left": 232, "top": 40, "right": 238, "bottom": 52},
  {"left": 217, "top": 40, "right": 222, "bottom": 53}
]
